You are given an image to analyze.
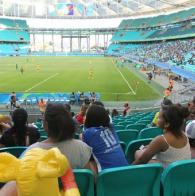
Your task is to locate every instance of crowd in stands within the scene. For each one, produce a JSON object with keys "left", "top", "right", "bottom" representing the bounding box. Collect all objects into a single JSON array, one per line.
[
  {"left": 123, "top": 38, "right": 195, "bottom": 67},
  {"left": 0, "top": 96, "right": 194, "bottom": 195}
]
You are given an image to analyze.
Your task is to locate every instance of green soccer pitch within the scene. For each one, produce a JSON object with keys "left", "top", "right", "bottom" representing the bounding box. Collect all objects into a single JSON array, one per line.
[{"left": 0, "top": 56, "right": 162, "bottom": 101}]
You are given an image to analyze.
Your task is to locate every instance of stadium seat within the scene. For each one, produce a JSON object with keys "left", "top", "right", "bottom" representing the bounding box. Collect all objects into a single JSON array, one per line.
[
  {"left": 136, "top": 119, "right": 151, "bottom": 126},
  {"left": 73, "top": 169, "right": 94, "bottom": 196},
  {"left": 117, "top": 130, "right": 138, "bottom": 146},
  {"left": 120, "top": 141, "right": 126, "bottom": 152},
  {"left": 126, "top": 123, "right": 146, "bottom": 131},
  {"left": 114, "top": 124, "right": 125, "bottom": 131},
  {"left": 39, "top": 136, "right": 48, "bottom": 141},
  {"left": 96, "top": 164, "right": 163, "bottom": 196},
  {"left": 138, "top": 127, "right": 163, "bottom": 139},
  {"left": 0, "top": 146, "right": 27, "bottom": 158},
  {"left": 38, "top": 130, "right": 48, "bottom": 137},
  {"left": 125, "top": 138, "right": 152, "bottom": 164},
  {"left": 161, "top": 160, "right": 195, "bottom": 196}
]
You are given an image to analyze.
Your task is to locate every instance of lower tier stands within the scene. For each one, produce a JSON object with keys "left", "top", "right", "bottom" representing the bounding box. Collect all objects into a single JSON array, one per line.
[{"left": 0, "top": 44, "right": 29, "bottom": 56}]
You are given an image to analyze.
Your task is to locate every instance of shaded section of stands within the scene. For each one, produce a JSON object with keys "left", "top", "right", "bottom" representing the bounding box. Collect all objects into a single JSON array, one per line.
[{"left": 0, "top": 92, "right": 100, "bottom": 104}]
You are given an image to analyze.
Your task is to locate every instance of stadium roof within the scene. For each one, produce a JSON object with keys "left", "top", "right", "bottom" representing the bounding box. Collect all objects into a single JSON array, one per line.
[{"left": 0, "top": 0, "right": 194, "bottom": 19}]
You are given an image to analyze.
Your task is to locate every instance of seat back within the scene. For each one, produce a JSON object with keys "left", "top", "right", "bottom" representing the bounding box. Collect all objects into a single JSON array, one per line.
[
  {"left": 138, "top": 127, "right": 163, "bottom": 139},
  {"left": 97, "top": 164, "right": 163, "bottom": 196},
  {"left": 117, "top": 130, "right": 138, "bottom": 146},
  {"left": 125, "top": 138, "right": 152, "bottom": 164},
  {"left": 0, "top": 146, "right": 27, "bottom": 158},
  {"left": 126, "top": 123, "right": 146, "bottom": 131},
  {"left": 161, "top": 160, "right": 195, "bottom": 196},
  {"left": 73, "top": 169, "right": 94, "bottom": 196},
  {"left": 114, "top": 124, "right": 125, "bottom": 131}
]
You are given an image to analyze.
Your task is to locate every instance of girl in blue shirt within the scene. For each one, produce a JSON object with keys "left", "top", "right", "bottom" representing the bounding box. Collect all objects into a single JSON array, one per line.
[{"left": 83, "top": 104, "right": 128, "bottom": 172}]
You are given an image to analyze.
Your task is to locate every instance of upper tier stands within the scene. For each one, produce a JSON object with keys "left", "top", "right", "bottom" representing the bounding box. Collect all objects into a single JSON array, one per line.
[
  {"left": 119, "top": 8, "right": 195, "bottom": 29},
  {"left": 111, "top": 23, "right": 195, "bottom": 42},
  {"left": 0, "top": 30, "right": 30, "bottom": 42},
  {"left": 0, "top": 18, "right": 28, "bottom": 29}
]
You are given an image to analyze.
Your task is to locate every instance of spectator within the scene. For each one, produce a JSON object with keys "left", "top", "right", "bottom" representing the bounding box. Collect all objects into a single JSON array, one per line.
[
  {"left": 112, "top": 109, "right": 119, "bottom": 118},
  {"left": 0, "top": 108, "right": 40, "bottom": 147},
  {"left": 10, "top": 92, "right": 17, "bottom": 110},
  {"left": 0, "top": 115, "right": 11, "bottom": 134},
  {"left": 123, "top": 103, "right": 130, "bottom": 116},
  {"left": 69, "top": 92, "right": 76, "bottom": 105},
  {"left": 38, "top": 98, "right": 46, "bottom": 115},
  {"left": 90, "top": 92, "right": 96, "bottom": 103},
  {"left": 83, "top": 105, "right": 128, "bottom": 172},
  {"left": 74, "top": 104, "right": 88, "bottom": 125},
  {"left": 151, "top": 98, "right": 173, "bottom": 127},
  {"left": 79, "top": 92, "right": 85, "bottom": 105},
  {"left": 27, "top": 103, "right": 92, "bottom": 169},
  {"left": 0, "top": 103, "right": 93, "bottom": 196},
  {"left": 133, "top": 104, "right": 191, "bottom": 167},
  {"left": 64, "top": 103, "right": 80, "bottom": 133},
  {"left": 186, "top": 120, "right": 195, "bottom": 148}
]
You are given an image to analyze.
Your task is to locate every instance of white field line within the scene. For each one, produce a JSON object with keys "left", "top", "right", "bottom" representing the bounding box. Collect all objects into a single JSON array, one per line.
[
  {"left": 25, "top": 73, "right": 59, "bottom": 92},
  {"left": 112, "top": 60, "right": 136, "bottom": 95}
]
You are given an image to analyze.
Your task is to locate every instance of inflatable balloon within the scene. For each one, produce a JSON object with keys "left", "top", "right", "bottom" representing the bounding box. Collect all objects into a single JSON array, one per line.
[{"left": 0, "top": 148, "right": 80, "bottom": 196}]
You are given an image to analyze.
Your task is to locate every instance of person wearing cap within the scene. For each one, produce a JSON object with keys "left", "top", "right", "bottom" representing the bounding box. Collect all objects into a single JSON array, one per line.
[
  {"left": 186, "top": 120, "right": 195, "bottom": 159},
  {"left": 186, "top": 120, "right": 195, "bottom": 147}
]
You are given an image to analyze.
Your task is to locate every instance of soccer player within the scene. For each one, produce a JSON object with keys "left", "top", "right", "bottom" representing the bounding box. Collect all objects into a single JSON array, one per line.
[
  {"left": 88, "top": 67, "right": 94, "bottom": 80},
  {"left": 15, "top": 64, "right": 18, "bottom": 70},
  {"left": 20, "top": 66, "right": 24, "bottom": 74}
]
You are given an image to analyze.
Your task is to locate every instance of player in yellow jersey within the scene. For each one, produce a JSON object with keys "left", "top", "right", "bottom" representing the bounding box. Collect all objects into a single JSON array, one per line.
[{"left": 88, "top": 67, "right": 94, "bottom": 80}]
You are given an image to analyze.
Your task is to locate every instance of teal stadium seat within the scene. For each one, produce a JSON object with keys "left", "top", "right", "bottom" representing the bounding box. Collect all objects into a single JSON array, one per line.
[
  {"left": 125, "top": 138, "right": 152, "bottom": 164},
  {"left": 73, "top": 169, "right": 94, "bottom": 196},
  {"left": 96, "top": 164, "right": 163, "bottom": 196},
  {"left": 0, "top": 146, "right": 27, "bottom": 158},
  {"left": 161, "top": 160, "right": 195, "bottom": 196},
  {"left": 114, "top": 124, "right": 125, "bottom": 131},
  {"left": 138, "top": 127, "right": 163, "bottom": 139},
  {"left": 117, "top": 130, "right": 138, "bottom": 146},
  {"left": 126, "top": 123, "right": 146, "bottom": 131}
]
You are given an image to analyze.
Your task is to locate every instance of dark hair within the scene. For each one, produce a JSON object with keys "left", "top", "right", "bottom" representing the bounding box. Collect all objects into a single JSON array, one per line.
[
  {"left": 64, "top": 103, "right": 71, "bottom": 113},
  {"left": 44, "top": 103, "right": 75, "bottom": 142},
  {"left": 84, "top": 105, "right": 110, "bottom": 128},
  {"left": 161, "top": 104, "right": 189, "bottom": 136},
  {"left": 112, "top": 109, "right": 119, "bottom": 117},
  {"left": 161, "top": 98, "right": 172, "bottom": 106},
  {"left": 12, "top": 108, "right": 28, "bottom": 145},
  {"left": 92, "top": 101, "right": 104, "bottom": 107}
]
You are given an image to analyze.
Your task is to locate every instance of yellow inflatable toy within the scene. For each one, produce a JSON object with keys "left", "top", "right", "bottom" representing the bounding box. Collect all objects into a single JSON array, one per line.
[{"left": 0, "top": 148, "right": 80, "bottom": 196}]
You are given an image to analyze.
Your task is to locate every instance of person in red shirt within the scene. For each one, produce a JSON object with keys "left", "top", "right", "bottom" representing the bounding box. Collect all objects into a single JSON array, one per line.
[
  {"left": 123, "top": 103, "right": 130, "bottom": 116},
  {"left": 74, "top": 105, "right": 88, "bottom": 125}
]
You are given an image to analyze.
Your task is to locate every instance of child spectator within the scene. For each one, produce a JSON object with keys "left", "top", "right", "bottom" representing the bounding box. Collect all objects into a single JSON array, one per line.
[
  {"left": 133, "top": 104, "right": 191, "bottom": 167},
  {"left": 83, "top": 104, "right": 128, "bottom": 172}
]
